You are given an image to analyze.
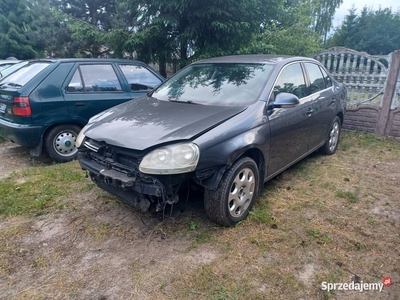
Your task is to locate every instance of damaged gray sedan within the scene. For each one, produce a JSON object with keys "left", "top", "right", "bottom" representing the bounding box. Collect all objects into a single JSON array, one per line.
[{"left": 77, "top": 55, "right": 346, "bottom": 226}]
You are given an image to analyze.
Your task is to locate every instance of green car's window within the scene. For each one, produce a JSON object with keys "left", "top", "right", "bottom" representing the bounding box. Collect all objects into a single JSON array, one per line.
[
  {"left": 0, "top": 62, "right": 50, "bottom": 87},
  {"left": 67, "top": 64, "right": 122, "bottom": 93},
  {"left": 119, "top": 65, "right": 162, "bottom": 92},
  {"left": 67, "top": 69, "right": 84, "bottom": 92}
]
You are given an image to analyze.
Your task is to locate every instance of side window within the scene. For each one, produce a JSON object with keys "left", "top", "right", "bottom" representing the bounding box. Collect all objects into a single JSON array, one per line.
[
  {"left": 67, "top": 64, "right": 122, "bottom": 93},
  {"left": 67, "top": 69, "right": 84, "bottom": 92},
  {"left": 319, "top": 66, "right": 333, "bottom": 88},
  {"left": 304, "top": 63, "right": 326, "bottom": 94},
  {"left": 273, "top": 63, "right": 306, "bottom": 99},
  {"left": 119, "top": 65, "right": 162, "bottom": 92}
]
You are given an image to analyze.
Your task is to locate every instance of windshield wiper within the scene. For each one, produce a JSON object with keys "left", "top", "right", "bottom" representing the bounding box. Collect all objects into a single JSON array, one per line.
[{"left": 168, "top": 99, "right": 199, "bottom": 104}]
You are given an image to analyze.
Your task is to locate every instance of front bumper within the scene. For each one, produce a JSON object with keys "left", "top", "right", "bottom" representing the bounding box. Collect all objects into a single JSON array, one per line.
[
  {"left": 78, "top": 152, "right": 165, "bottom": 197},
  {"left": 78, "top": 150, "right": 192, "bottom": 211}
]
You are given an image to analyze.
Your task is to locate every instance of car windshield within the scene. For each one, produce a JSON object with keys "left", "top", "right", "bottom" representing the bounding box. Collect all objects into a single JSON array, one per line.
[
  {"left": 0, "top": 62, "right": 50, "bottom": 87},
  {"left": 152, "top": 63, "right": 274, "bottom": 106}
]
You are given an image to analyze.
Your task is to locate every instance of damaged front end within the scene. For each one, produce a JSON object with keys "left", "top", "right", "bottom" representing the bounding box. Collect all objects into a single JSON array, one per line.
[{"left": 77, "top": 138, "right": 203, "bottom": 213}]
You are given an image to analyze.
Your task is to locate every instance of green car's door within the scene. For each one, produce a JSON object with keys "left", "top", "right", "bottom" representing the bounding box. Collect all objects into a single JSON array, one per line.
[{"left": 62, "top": 62, "right": 132, "bottom": 123}]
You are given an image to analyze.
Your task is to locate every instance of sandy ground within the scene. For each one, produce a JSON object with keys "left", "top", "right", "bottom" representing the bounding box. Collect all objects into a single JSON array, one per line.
[
  {"left": 0, "top": 143, "right": 221, "bottom": 299},
  {"left": 0, "top": 140, "right": 399, "bottom": 300}
]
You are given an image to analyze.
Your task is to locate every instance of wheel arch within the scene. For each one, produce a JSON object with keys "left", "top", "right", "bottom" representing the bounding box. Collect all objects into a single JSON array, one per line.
[
  {"left": 30, "top": 121, "right": 85, "bottom": 156},
  {"left": 43, "top": 121, "right": 84, "bottom": 142},
  {"left": 41, "top": 120, "right": 84, "bottom": 159},
  {"left": 236, "top": 147, "right": 265, "bottom": 196},
  {"left": 198, "top": 146, "right": 266, "bottom": 195},
  {"left": 337, "top": 111, "right": 344, "bottom": 125}
]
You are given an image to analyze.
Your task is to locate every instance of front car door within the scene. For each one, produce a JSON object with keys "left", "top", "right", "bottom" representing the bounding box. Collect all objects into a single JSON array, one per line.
[
  {"left": 267, "top": 62, "right": 314, "bottom": 176},
  {"left": 63, "top": 63, "right": 132, "bottom": 123}
]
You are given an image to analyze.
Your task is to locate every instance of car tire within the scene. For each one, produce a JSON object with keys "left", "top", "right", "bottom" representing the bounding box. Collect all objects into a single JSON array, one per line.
[
  {"left": 204, "top": 157, "right": 259, "bottom": 226},
  {"left": 45, "top": 124, "right": 81, "bottom": 163},
  {"left": 320, "top": 116, "right": 341, "bottom": 155}
]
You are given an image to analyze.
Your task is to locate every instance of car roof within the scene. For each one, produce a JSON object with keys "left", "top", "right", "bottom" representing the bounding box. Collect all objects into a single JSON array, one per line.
[
  {"left": 0, "top": 60, "right": 20, "bottom": 65},
  {"left": 193, "top": 55, "right": 318, "bottom": 65},
  {"left": 26, "top": 58, "right": 148, "bottom": 64}
]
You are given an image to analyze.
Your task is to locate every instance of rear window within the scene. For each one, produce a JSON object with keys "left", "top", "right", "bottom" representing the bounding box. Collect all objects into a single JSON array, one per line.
[
  {"left": 0, "top": 61, "right": 29, "bottom": 80},
  {"left": 119, "top": 65, "right": 162, "bottom": 91},
  {"left": 0, "top": 63, "right": 15, "bottom": 71},
  {"left": 0, "top": 62, "right": 50, "bottom": 87}
]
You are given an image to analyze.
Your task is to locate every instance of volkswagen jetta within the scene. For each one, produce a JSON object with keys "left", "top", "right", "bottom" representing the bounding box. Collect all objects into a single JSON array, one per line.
[{"left": 77, "top": 55, "right": 346, "bottom": 226}]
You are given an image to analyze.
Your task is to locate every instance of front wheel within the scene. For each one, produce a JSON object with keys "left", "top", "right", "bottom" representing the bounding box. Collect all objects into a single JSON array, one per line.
[
  {"left": 45, "top": 124, "right": 81, "bottom": 163},
  {"left": 320, "top": 116, "right": 341, "bottom": 155},
  {"left": 204, "top": 157, "right": 259, "bottom": 226}
]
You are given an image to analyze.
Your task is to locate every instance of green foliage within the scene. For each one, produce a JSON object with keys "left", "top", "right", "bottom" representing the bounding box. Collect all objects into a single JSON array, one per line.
[
  {"left": 328, "top": 7, "right": 400, "bottom": 54},
  {"left": 307, "top": 228, "right": 331, "bottom": 244},
  {"left": 0, "top": 0, "right": 39, "bottom": 59},
  {"left": 117, "top": 0, "right": 283, "bottom": 68},
  {"left": 311, "top": 0, "right": 343, "bottom": 43},
  {"left": 239, "top": 0, "right": 323, "bottom": 56},
  {"left": 1, "top": 0, "right": 336, "bottom": 64},
  {"left": 335, "top": 190, "right": 358, "bottom": 203},
  {"left": 51, "top": 0, "right": 122, "bottom": 57}
]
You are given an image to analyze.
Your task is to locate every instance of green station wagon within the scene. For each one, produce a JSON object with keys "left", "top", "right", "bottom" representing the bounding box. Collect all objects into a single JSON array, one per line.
[{"left": 0, "top": 58, "right": 164, "bottom": 162}]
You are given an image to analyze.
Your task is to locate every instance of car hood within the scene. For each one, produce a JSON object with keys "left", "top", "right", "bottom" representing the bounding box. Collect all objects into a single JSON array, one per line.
[{"left": 84, "top": 96, "right": 247, "bottom": 150}]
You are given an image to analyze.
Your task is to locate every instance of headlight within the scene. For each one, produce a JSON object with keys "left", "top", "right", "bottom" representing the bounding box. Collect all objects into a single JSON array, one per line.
[
  {"left": 75, "top": 125, "right": 88, "bottom": 148},
  {"left": 139, "top": 142, "right": 200, "bottom": 174}
]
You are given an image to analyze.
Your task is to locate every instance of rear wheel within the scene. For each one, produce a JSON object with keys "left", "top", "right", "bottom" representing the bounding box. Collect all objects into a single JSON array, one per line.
[
  {"left": 45, "top": 124, "right": 81, "bottom": 163},
  {"left": 320, "top": 116, "right": 341, "bottom": 155},
  {"left": 204, "top": 157, "right": 259, "bottom": 226}
]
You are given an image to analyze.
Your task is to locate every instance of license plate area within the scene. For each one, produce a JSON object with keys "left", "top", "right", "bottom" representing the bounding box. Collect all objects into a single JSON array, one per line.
[{"left": 99, "top": 168, "right": 136, "bottom": 187}]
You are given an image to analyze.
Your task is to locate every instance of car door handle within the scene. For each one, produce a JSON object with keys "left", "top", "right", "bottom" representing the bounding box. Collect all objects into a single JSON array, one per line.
[
  {"left": 306, "top": 108, "right": 313, "bottom": 116},
  {"left": 75, "top": 102, "right": 85, "bottom": 107}
]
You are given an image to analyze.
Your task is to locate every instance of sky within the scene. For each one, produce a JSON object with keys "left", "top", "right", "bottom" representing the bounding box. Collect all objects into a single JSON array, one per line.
[{"left": 333, "top": 0, "right": 400, "bottom": 27}]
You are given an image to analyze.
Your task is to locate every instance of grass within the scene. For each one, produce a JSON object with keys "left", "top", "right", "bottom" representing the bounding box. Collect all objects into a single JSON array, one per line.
[
  {"left": 0, "top": 131, "right": 399, "bottom": 299},
  {"left": 335, "top": 190, "right": 358, "bottom": 203},
  {"left": 0, "top": 161, "right": 85, "bottom": 216}
]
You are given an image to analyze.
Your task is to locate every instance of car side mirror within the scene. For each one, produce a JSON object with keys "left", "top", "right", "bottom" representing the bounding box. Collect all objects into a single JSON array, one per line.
[{"left": 270, "top": 92, "right": 300, "bottom": 109}]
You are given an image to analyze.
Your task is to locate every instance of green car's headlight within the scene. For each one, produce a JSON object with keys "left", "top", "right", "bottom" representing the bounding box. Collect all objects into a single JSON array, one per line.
[{"left": 139, "top": 142, "right": 200, "bottom": 174}]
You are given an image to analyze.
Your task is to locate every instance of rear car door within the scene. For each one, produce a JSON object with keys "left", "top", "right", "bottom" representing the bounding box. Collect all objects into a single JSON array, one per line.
[
  {"left": 303, "top": 62, "right": 336, "bottom": 149},
  {"left": 63, "top": 63, "right": 132, "bottom": 122},
  {"left": 267, "top": 62, "right": 315, "bottom": 175}
]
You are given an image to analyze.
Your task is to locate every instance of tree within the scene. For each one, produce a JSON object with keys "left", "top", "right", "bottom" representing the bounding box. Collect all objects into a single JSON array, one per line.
[
  {"left": 51, "top": 0, "right": 120, "bottom": 57},
  {"left": 311, "top": 0, "right": 343, "bottom": 43},
  {"left": 0, "top": 0, "right": 40, "bottom": 59},
  {"left": 117, "top": 0, "right": 282, "bottom": 69},
  {"left": 328, "top": 7, "right": 400, "bottom": 55},
  {"left": 241, "top": 0, "right": 323, "bottom": 56}
]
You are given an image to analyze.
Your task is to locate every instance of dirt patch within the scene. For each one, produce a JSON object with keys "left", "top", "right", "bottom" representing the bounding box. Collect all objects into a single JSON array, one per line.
[
  {"left": 0, "top": 142, "right": 52, "bottom": 179},
  {"left": 0, "top": 144, "right": 221, "bottom": 299},
  {"left": 1, "top": 187, "right": 221, "bottom": 300}
]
